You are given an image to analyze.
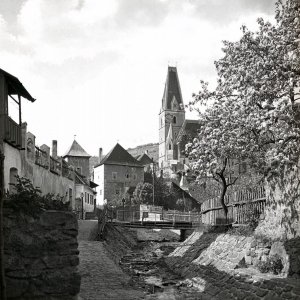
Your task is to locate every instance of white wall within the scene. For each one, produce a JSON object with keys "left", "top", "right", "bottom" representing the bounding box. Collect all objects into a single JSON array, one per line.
[{"left": 94, "top": 165, "right": 105, "bottom": 206}]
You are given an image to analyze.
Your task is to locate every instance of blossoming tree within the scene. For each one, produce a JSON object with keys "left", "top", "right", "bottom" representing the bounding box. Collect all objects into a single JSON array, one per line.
[{"left": 188, "top": 0, "right": 300, "bottom": 238}]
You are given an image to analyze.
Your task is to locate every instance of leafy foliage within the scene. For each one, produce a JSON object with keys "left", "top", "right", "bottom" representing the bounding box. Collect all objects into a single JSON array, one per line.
[
  {"left": 5, "top": 176, "right": 70, "bottom": 217},
  {"left": 256, "top": 254, "right": 284, "bottom": 275},
  {"left": 186, "top": 0, "right": 300, "bottom": 219},
  {"left": 133, "top": 182, "right": 153, "bottom": 205}
]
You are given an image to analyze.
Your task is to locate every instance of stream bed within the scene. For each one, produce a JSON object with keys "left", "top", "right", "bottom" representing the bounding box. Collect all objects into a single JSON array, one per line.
[{"left": 118, "top": 241, "right": 203, "bottom": 299}]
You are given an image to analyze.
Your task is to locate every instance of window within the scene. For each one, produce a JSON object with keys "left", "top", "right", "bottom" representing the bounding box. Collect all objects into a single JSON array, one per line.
[
  {"left": 125, "top": 173, "right": 130, "bottom": 179},
  {"left": 9, "top": 168, "right": 18, "bottom": 194},
  {"left": 85, "top": 192, "right": 87, "bottom": 203},
  {"left": 112, "top": 172, "right": 117, "bottom": 180},
  {"left": 173, "top": 116, "right": 176, "bottom": 124},
  {"left": 169, "top": 144, "right": 172, "bottom": 150}
]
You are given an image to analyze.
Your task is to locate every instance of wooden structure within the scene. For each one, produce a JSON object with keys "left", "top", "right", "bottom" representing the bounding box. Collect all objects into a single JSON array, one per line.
[{"left": 201, "top": 186, "right": 266, "bottom": 225}]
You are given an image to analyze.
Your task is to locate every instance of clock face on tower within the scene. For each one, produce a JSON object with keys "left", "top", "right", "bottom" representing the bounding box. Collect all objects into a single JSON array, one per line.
[{"left": 165, "top": 113, "right": 173, "bottom": 123}]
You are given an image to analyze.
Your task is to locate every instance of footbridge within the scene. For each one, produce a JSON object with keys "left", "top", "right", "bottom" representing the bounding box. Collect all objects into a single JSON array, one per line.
[{"left": 96, "top": 207, "right": 202, "bottom": 239}]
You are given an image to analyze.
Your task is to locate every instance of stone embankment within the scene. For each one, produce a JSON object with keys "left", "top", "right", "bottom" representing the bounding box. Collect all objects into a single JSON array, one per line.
[
  {"left": 4, "top": 210, "right": 81, "bottom": 300},
  {"left": 166, "top": 230, "right": 300, "bottom": 299}
]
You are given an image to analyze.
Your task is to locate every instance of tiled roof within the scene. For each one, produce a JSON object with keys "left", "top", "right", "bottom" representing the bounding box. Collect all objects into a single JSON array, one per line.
[
  {"left": 63, "top": 140, "right": 91, "bottom": 158},
  {"left": 176, "top": 119, "right": 201, "bottom": 145},
  {"left": 95, "top": 143, "right": 143, "bottom": 168},
  {"left": 161, "top": 66, "right": 184, "bottom": 111},
  {"left": 137, "top": 153, "right": 153, "bottom": 165}
]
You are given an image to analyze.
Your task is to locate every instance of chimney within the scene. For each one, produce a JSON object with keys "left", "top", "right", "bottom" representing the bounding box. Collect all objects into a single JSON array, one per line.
[
  {"left": 99, "top": 147, "right": 103, "bottom": 163},
  {"left": 52, "top": 140, "right": 57, "bottom": 158}
]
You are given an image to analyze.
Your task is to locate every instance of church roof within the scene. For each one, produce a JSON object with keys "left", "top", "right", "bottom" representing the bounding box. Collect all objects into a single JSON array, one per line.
[
  {"left": 95, "top": 143, "right": 143, "bottom": 168},
  {"left": 63, "top": 140, "right": 91, "bottom": 158},
  {"left": 176, "top": 119, "right": 201, "bottom": 145},
  {"left": 161, "top": 66, "right": 184, "bottom": 111}
]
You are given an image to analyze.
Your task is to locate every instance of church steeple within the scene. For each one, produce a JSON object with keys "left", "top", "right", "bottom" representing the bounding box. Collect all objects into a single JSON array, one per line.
[
  {"left": 161, "top": 66, "right": 184, "bottom": 111},
  {"left": 159, "top": 66, "right": 185, "bottom": 170}
]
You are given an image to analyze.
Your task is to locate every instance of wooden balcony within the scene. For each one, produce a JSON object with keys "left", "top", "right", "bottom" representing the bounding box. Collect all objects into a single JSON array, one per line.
[{"left": 0, "top": 115, "right": 22, "bottom": 148}]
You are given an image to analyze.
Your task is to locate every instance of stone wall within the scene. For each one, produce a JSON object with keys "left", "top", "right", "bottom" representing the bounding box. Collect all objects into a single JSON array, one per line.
[
  {"left": 4, "top": 210, "right": 81, "bottom": 299},
  {"left": 166, "top": 231, "right": 300, "bottom": 299}
]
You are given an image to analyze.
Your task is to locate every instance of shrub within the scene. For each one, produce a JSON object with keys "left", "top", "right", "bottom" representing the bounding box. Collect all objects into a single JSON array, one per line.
[
  {"left": 244, "top": 205, "right": 260, "bottom": 231},
  {"left": 5, "top": 176, "right": 70, "bottom": 217},
  {"left": 257, "top": 254, "right": 283, "bottom": 275}
]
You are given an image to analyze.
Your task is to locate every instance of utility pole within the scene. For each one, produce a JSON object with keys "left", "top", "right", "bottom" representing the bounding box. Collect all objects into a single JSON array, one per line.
[{"left": 152, "top": 160, "right": 155, "bottom": 207}]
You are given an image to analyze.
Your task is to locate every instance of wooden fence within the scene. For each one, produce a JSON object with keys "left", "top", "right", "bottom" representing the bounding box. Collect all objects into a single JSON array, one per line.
[{"left": 201, "top": 186, "right": 266, "bottom": 225}]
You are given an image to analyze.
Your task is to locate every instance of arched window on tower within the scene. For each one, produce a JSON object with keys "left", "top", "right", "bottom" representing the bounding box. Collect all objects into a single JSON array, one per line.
[
  {"left": 9, "top": 167, "right": 18, "bottom": 194},
  {"left": 169, "top": 144, "right": 172, "bottom": 150},
  {"left": 173, "top": 116, "right": 176, "bottom": 124}
]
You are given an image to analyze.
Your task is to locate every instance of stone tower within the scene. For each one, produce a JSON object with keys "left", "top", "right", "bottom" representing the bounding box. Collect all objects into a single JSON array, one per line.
[
  {"left": 159, "top": 66, "right": 185, "bottom": 171},
  {"left": 63, "top": 139, "right": 91, "bottom": 179}
]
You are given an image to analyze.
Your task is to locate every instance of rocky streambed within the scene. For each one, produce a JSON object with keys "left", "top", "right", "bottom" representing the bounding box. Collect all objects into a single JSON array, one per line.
[{"left": 115, "top": 236, "right": 205, "bottom": 299}]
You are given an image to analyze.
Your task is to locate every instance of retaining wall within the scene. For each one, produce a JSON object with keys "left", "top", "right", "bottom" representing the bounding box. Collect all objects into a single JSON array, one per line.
[{"left": 4, "top": 210, "right": 81, "bottom": 299}]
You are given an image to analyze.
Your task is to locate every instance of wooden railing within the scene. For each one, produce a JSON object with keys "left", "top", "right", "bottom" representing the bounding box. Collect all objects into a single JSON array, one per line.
[
  {"left": 35, "top": 146, "right": 49, "bottom": 169},
  {"left": 114, "top": 208, "right": 202, "bottom": 226},
  {"left": 163, "top": 210, "right": 202, "bottom": 225},
  {"left": 50, "top": 156, "right": 61, "bottom": 175},
  {"left": 1, "top": 115, "right": 22, "bottom": 147},
  {"left": 201, "top": 186, "right": 266, "bottom": 225}
]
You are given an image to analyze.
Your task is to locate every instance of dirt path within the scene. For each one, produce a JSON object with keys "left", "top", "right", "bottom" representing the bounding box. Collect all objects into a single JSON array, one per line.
[{"left": 78, "top": 241, "right": 145, "bottom": 300}]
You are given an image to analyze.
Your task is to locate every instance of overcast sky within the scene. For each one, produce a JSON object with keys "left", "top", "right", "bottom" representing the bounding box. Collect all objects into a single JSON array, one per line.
[{"left": 0, "top": 0, "right": 276, "bottom": 156}]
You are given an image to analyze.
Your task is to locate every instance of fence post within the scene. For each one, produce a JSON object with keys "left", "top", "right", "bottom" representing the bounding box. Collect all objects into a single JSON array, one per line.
[{"left": 173, "top": 210, "right": 175, "bottom": 226}]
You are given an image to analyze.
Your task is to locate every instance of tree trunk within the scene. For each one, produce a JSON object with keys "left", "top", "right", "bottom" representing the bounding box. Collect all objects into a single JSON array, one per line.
[
  {"left": 0, "top": 148, "right": 6, "bottom": 300},
  {"left": 219, "top": 181, "right": 228, "bottom": 224}
]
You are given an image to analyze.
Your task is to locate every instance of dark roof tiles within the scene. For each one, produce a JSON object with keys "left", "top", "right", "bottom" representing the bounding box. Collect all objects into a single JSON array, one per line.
[
  {"left": 96, "top": 143, "right": 143, "bottom": 168},
  {"left": 63, "top": 140, "right": 91, "bottom": 158},
  {"left": 162, "top": 66, "right": 184, "bottom": 111}
]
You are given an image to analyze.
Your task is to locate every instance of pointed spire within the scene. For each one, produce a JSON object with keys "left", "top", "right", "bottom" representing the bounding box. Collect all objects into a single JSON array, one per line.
[
  {"left": 162, "top": 66, "right": 184, "bottom": 111},
  {"left": 63, "top": 140, "right": 91, "bottom": 158}
]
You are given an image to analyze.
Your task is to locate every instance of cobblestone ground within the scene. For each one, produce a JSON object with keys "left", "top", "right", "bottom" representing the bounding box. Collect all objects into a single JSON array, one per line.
[{"left": 78, "top": 241, "right": 145, "bottom": 300}]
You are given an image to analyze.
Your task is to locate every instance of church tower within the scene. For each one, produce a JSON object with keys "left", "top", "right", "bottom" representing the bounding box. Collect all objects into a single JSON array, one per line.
[{"left": 159, "top": 66, "right": 185, "bottom": 171}]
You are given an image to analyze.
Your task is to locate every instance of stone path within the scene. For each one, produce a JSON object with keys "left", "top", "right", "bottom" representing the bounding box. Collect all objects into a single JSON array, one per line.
[{"left": 78, "top": 241, "right": 145, "bottom": 300}]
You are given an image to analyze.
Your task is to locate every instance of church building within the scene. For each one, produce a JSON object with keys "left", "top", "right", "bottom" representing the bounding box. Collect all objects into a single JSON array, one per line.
[{"left": 159, "top": 66, "right": 200, "bottom": 175}]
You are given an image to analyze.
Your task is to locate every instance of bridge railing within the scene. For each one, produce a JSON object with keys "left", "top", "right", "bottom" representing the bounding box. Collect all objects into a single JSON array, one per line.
[{"left": 113, "top": 208, "right": 202, "bottom": 225}]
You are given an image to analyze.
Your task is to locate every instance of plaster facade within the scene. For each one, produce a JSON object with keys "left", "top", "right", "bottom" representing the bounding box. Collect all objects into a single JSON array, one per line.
[{"left": 95, "top": 164, "right": 144, "bottom": 206}]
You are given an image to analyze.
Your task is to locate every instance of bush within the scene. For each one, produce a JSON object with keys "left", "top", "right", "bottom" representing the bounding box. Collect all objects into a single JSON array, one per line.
[
  {"left": 257, "top": 254, "right": 284, "bottom": 275},
  {"left": 5, "top": 176, "right": 70, "bottom": 217},
  {"left": 244, "top": 205, "right": 260, "bottom": 231}
]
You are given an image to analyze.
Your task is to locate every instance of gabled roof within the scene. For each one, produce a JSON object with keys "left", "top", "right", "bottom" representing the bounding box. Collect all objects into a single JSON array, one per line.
[
  {"left": 63, "top": 140, "right": 91, "bottom": 158},
  {"left": 0, "top": 68, "right": 35, "bottom": 102},
  {"left": 161, "top": 66, "right": 184, "bottom": 111},
  {"left": 176, "top": 119, "right": 201, "bottom": 145},
  {"left": 95, "top": 143, "right": 143, "bottom": 168},
  {"left": 137, "top": 153, "right": 153, "bottom": 166}
]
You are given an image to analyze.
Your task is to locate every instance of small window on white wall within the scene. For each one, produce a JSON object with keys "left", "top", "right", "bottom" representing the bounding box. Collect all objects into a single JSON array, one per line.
[{"left": 9, "top": 168, "right": 18, "bottom": 194}]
